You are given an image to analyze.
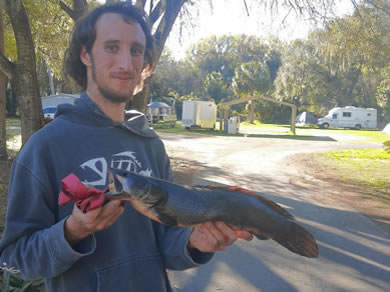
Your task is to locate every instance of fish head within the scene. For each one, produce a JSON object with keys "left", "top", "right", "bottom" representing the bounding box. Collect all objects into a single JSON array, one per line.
[{"left": 106, "top": 168, "right": 152, "bottom": 201}]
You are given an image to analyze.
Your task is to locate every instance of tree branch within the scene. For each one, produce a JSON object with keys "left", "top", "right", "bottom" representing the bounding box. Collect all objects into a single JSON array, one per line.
[
  {"left": 58, "top": 1, "right": 76, "bottom": 20},
  {"left": 153, "top": 0, "right": 186, "bottom": 59},
  {"left": 150, "top": 1, "right": 163, "bottom": 24},
  {"left": 365, "top": 0, "right": 390, "bottom": 16},
  {"left": 0, "top": 51, "right": 15, "bottom": 79}
]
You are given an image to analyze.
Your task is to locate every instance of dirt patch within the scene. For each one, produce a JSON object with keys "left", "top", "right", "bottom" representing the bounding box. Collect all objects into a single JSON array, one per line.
[
  {"left": 287, "top": 153, "right": 390, "bottom": 236},
  {"left": 170, "top": 157, "right": 203, "bottom": 185}
]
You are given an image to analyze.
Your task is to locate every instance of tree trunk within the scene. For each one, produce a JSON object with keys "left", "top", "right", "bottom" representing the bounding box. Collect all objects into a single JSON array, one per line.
[
  {"left": 4, "top": 0, "right": 42, "bottom": 145},
  {"left": 132, "top": 77, "right": 152, "bottom": 112},
  {"left": 46, "top": 60, "right": 55, "bottom": 95},
  {"left": 0, "top": 5, "right": 7, "bottom": 160},
  {"left": 131, "top": 0, "right": 188, "bottom": 112}
]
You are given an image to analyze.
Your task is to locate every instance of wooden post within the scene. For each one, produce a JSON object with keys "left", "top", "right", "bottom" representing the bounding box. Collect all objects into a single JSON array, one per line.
[
  {"left": 291, "top": 105, "right": 297, "bottom": 135},
  {"left": 219, "top": 108, "right": 223, "bottom": 131},
  {"left": 249, "top": 101, "right": 254, "bottom": 124},
  {"left": 224, "top": 108, "right": 228, "bottom": 132}
]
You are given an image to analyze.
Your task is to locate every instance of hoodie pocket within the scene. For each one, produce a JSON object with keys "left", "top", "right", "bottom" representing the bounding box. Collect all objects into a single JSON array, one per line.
[{"left": 96, "top": 254, "right": 168, "bottom": 292}]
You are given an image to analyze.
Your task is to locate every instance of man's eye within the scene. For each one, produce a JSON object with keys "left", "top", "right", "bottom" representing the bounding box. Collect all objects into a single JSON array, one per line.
[
  {"left": 130, "top": 47, "right": 143, "bottom": 56},
  {"left": 106, "top": 45, "right": 118, "bottom": 53}
]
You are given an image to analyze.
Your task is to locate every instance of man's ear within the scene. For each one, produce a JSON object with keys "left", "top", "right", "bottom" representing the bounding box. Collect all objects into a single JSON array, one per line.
[{"left": 80, "top": 47, "right": 91, "bottom": 67}]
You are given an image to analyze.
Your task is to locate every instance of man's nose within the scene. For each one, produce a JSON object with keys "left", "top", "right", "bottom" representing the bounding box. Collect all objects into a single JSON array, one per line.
[{"left": 118, "top": 50, "right": 133, "bottom": 71}]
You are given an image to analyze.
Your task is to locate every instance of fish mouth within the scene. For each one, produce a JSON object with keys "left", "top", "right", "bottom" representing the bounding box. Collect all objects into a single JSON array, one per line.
[
  {"left": 107, "top": 169, "right": 126, "bottom": 192},
  {"left": 104, "top": 190, "right": 130, "bottom": 200}
]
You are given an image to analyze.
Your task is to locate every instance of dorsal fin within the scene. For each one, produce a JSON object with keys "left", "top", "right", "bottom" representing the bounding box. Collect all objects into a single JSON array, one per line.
[{"left": 203, "top": 185, "right": 294, "bottom": 219}]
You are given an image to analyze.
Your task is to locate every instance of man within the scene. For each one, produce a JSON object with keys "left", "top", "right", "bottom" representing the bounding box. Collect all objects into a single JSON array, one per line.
[{"left": 0, "top": 3, "right": 252, "bottom": 291}]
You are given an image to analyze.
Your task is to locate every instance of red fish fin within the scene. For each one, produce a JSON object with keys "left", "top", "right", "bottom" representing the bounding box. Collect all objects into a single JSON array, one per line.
[
  {"left": 274, "top": 222, "right": 319, "bottom": 258},
  {"left": 204, "top": 185, "right": 294, "bottom": 220}
]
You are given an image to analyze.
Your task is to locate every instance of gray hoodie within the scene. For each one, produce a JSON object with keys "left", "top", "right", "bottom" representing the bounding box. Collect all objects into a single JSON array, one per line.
[{"left": 0, "top": 93, "right": 213, "bottom": 292}]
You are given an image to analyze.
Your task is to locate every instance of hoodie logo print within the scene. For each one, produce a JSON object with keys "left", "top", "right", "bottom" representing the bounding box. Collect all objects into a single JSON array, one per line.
[
  {"left": 80, "top": 151, "right": 152, "bottom": 187},
  {"left": 81, "top": 158, "right": 107, "bottom": 186}
]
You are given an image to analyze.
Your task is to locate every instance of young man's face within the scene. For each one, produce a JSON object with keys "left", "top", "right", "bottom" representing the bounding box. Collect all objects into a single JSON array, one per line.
[{"left": 81, "top": 12, "right": 146, "bottom": 103}]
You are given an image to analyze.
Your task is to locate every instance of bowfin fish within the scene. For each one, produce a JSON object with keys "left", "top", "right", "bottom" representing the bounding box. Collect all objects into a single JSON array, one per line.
[{"left": 106, "top": 169, "right": 319, "bottom": 258}]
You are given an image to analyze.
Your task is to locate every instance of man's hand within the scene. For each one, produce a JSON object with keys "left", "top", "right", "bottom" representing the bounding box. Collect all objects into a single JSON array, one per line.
[
  {"left": 188, "top": 221, "right": 253, "bottom": 252},
  {"left": 64, "top": 200, "right": 125, "bottom": 246}
]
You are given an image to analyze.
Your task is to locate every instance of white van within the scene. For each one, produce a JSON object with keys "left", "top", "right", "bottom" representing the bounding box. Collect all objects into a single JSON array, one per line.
[
  {"left": 182, "top": 100, "right": 217, "bottom": 130},
  {"left": 318, "top": 106, "right": 377, "bottom": 129}
]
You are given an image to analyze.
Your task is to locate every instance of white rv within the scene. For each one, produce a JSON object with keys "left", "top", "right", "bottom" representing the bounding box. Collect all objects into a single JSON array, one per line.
[
  {"left": 182, "top": 100, "right": 217, "bottom": 130},
  {"left": 317, "top": 106, "right": 377, "bottom": 129}
]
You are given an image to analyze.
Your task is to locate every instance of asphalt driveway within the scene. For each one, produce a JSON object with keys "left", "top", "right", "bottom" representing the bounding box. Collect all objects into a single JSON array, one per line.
[{"left": 161, "top": 133, "right": 390, "bottom": 292}]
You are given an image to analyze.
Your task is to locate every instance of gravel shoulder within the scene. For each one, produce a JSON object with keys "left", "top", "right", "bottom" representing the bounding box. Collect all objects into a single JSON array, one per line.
[{"left": 286, "top": 153, "right": 390, "bottom": 236}]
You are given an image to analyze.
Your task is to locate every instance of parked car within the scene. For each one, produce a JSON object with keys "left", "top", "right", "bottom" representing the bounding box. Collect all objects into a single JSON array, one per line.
[
  {"left": 43, "top": 106, "right": 57, "bottom": 119},
  {"left": 41, "top": 94, "right": 79, "bottom": 120}
]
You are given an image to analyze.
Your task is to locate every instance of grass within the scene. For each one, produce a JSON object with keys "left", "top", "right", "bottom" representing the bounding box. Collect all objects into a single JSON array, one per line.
[
  {"left": 155, "top": 121, "right": 390, "bottom": 144},
  {"left": 313, "top": 149, "right": 390, "bottom": 204},
  {"left": 6, "top": 118, "right": 20, "bottom": 125},
  {"left": 154, "top": 121, "right": 229, "bottom": 136}
]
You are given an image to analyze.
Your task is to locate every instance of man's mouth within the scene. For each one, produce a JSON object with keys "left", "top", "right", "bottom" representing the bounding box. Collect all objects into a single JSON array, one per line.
[{"left": 111, "top": 73, "right": 134, "bottom": 80}]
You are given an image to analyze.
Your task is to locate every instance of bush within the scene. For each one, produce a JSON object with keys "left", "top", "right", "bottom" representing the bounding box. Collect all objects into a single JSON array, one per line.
[{"left": 0, "top": 270, "right": 44, "bottom": 291}]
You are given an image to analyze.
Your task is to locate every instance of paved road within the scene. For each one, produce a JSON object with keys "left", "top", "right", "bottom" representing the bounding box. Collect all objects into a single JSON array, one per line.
[{"left": 161, "top": 133, "right": 390, "bottom": 292}]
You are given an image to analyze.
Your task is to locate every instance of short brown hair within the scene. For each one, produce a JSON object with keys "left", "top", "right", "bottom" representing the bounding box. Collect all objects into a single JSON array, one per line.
[{"left": 63, "top": 2, "right": 154, "bottom": 91}]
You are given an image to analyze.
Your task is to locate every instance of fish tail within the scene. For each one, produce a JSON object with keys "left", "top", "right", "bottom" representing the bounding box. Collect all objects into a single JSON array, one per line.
[{"left": 273, "top": 222, "right": 319, "bottom": 258}]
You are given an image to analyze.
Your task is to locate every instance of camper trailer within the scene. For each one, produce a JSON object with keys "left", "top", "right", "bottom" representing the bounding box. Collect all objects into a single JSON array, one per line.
[
  {"left": 182, "top": 100, "right": 217, "bottom": 130},
  {"left": 317, "top": 107, "right": 377, "bottom": 129},
  {"left": 146, "top": 101, "right": 177, "bottom": 128}
]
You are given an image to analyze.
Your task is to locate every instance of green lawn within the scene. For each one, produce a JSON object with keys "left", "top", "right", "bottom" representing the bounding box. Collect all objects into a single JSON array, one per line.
[
  {"left": 155, "top": 121, "right": 390, "bottom": 144},
  {"left": 313, "top": 149, "right": 390, "bottom": 204}
]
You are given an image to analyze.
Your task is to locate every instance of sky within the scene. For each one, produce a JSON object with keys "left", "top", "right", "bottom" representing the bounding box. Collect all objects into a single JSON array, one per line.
[
  {"left": 165, "top": 0, "right": 355, "bottom": 60},
  {"left": 97, "top": 0, "right": 355, "bottom": 60}
]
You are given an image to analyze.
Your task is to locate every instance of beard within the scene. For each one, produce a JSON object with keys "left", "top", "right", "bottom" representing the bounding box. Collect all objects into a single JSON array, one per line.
[{"left": 90, "top": 55, "right": 133, "bottom": 104}]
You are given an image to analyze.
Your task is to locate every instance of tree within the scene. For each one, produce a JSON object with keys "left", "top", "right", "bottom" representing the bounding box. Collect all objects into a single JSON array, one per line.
[
  {"left": 58, "top": 0, "right": 89, "bottom": 22},
  {"left": 376, "top": 66, "right": 390, "bottom": 122},
  {"left": 203, "top": 71, "right": 233, "bottom": 104},
  {"left": 275, "top": 3, "right": 389, "bottom": 115},
  {"left": 232, "top": 61, "right": 271, "bottom": 97},
  {"left": 0, "top": 3, "right": 7, "bottom": 160},
  {"left": 1, "top": 0, "right": 387, "bottom": 148},
  {"left": 0, "top": 0, "right": 42, "bottom": 145},
  {"left": 130, "top": 0, "right": 189, "bottom": 112}
]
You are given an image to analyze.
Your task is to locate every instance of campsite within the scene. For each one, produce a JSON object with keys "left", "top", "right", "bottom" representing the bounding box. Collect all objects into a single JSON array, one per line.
[{"left": 1, "top": 1, "right": 389, "bottom": 291}]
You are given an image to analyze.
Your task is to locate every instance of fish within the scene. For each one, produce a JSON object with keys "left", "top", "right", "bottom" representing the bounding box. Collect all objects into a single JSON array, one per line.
[{"left": 105, "top": 168, "right": 319, "bottom": 258}]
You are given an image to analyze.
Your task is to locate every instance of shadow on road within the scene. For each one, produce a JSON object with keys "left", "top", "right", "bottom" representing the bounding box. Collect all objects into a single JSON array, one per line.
[{"left": 171, "top": 163, "right": 390, "bottom": 291}]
